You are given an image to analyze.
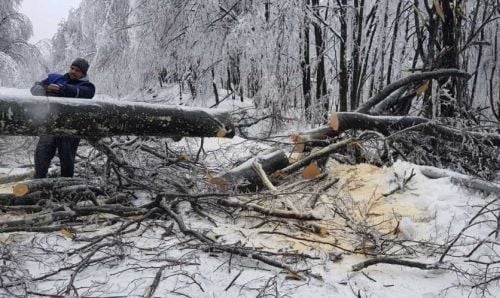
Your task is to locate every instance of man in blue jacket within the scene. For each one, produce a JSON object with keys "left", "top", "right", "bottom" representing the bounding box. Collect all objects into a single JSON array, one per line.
[{"left": 30, "top": 58, "right": 96, "bottom": 178}]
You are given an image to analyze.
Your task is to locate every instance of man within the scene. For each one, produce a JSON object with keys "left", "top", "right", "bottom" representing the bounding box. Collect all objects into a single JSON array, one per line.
[{"left": 30, "top": 58, "right": 96, "bottom": 178}]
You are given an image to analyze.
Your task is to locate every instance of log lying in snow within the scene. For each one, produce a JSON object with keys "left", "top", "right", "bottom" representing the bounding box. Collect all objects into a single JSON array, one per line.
[
  {"left": 290, "top": 126, "right": 340, "bottom": 152},
  {"left": 419, "top": 166, "right": 500, "bottom": 194},
  {"left": 355, "top": 69, "right": 471, "bottom": 114},
  {"left": 0, "top": 89, "right": 234, "bottom": 138},
  {"left": 275, "top": 138, "right": 354, "bottom": 177},
  {"left": 209, "top": 149, "right": 289, "bottom": 191},
  {"left": 12, "top": 178, "right": 89, "bottom": 197},
  {"left": 329, "top": 112, "right": 500, "bottom": 146},
  {"left": 0, "top": 170, "right": 34, "bottom": 184},
  {"left": 0, "top": 193, "right": 35, "bottom": 206},
  {"left": 329, "top": 112, "right": 429, "bottom": 133}
]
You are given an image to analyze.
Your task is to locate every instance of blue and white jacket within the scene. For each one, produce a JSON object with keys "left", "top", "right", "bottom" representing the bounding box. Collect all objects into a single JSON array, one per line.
[{"left": 30, "top": 73, "right": 95, "bottom": 99}]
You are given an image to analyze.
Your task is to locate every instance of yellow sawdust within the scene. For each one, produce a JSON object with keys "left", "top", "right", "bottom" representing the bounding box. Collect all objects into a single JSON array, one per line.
[
  {"left": 208, "top": 163, "right": 428, "bottom": 255},
  {"left": 329, "top": 163, "right": 424, "bottom": 233}
]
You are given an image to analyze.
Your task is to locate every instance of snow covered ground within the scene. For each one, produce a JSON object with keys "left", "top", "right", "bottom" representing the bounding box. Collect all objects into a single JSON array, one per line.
[
  {"left": 1, "top": 86, "right": 499, "bottom": 297},
  {"left": 1, "top": 136, "right": 499, "bottom": 297}
]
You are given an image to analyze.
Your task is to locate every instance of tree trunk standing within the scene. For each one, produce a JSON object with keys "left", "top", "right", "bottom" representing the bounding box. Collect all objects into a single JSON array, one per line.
[
  {"left": 469, "top": 4, "right": 488, "bottom": 107},
  {"left": 420, "top": 0, "right": 438, "bottom": 118},
  {"left": 265, "top": 0, "right": 270, "bottom": 23},
  {"left": 377, "top": 0, "right": 390, "bottom": 92},
  {"left": 490, "top": 24, "right": 499, "bottom": 121},
  {"left": 312, "top": 0, "right": 328, "bottom": 120},
  {"left": 212, "top": 68, "right": 219, "bottom": 106},
  {"left": 301, "top": 0, "right": 312, "bottom": 119},
  {"left": 386, "top": 0, "right": 403, "bottom": 86},
  {"left": 360, "top": 5, "right": 379, "bottom": 102},
  {"left": 350, "top": 0, "right": 364, "bottom": 111},
  {"left": 437, "top": 0, "right": 459, "bottom": 117},
  {"left": 338, "top": 0, "right": 348, "bottom": 112},
  {"left": 0, "top": 92, "right": 235, "bottom": 138}
]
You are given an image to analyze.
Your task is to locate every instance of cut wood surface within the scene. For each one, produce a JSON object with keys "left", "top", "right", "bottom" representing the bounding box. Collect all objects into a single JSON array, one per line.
[
  {"left": 0, "top": 88, "right": 234, "bottom": 138},
  {"left": 209, "top": 149, "right": 289, "bottom": 191}
]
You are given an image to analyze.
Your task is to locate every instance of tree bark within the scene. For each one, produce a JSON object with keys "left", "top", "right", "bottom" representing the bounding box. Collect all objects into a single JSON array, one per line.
[
  {"left": 386, "top": 0, "right": 403, "bottom": 85},
  {"left": 209, "top": 149, "right": 289, "bottom": 191},
  {"left": 350, "top": 0, "right": 364, "bottom": 110},
  {"left": 329, "top": 111, "right": 500, "bottom": 146},
  {"left": 329, "top": 112, "right": 429, "bottom": 133},
  {"left": 355, "top": 69, "right": 471, "bottom": 114},
  {"left": 13, "top": 177, "right": 88, "bottom": 197},
  {"left": 437, "top": 0, "right": 459, "bottom": 117},
  {"left": 290, "top": 126, "right": 339, "bottom": 152},
  {"left": 312, "top": 0, "right": 328, "bottom": 120},
  {"left": 301, "top": 1, "right": 312, "bottom": 119},
  {"left": 0, "top": 90, "right": 235, "bottom": 138},
  {"left": 338, "top": 0, "right": 348, "bottom": 111}
]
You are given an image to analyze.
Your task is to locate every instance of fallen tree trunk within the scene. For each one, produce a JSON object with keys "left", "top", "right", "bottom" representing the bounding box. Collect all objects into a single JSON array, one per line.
[
  {"left": 12, "top": 178, "right": 89, "bottom": 197},
  {"left": 0, "top": 89, "right": 234, "bottom": 138},
  {"left": 329, "top": 112, "right": 500, "bottom": 146},
  {"left": 275, "top": 138, "right": 354, "bottom": 176},
  {"left": 290, "top": 126, "right": 340, "bottom": 152},
  {"left": 209, "top": 149, "right": 289, "bottom": 191},
  {"left": 419, "top": 166, "right": 500, "bottom": 194},
  {"left": 0, "top": 193, "right": 35, "bottom": 206},
  {"left": 0, "top": 170, "right": 34, "bottom": 184},
  {"left": 355, "top": 69, "right": 471, "bottom": 114},
  {"left": 329, "top": 112, "right": 428, "bottom": 133}
]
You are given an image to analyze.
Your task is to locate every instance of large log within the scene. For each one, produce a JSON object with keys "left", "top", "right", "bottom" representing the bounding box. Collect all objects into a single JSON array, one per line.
[
  {"left": 355, "top": 69, "right": 471, "bottom": 114},
  {"left": 12, "top": 177, "right": 88, "bottom": 197},
  {"left": 419, "top": 166, "right": 500, "bottom": 194},
  {"left": 209, "top": 149, "right": 289, "bottom": 191},
  {"left": 329, "top": 112, "right": 500, "bottom": 146},
  {"left": 329, "top": 112, "right": 429, "bottom": 133},
  {"left": 290, "top": 126, "right": 340, "bottom": 152},
  {"left": 0, "top": 88, "right": 234, "bottom": 138}
]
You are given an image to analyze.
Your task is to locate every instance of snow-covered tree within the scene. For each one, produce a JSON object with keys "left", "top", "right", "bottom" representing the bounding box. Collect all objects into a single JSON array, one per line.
[{"left": 0, "top": 0, "right": 46, "bottom": 87}]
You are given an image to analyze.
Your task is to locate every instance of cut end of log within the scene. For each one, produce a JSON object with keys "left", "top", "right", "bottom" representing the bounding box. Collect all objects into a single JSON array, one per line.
[
  {"left": 12, "top": 183, "right": 29, "bottom": 197},
  {"left": 329, "top": 112, "right": 340, "bottom": 131},
  {"left": 208, "top": 176, "right": 231, "bottom": 191},
  {"left": 216, "top": 129, "right": 227, "bottom": 138},
  {"left": 291, "top": 134, "right": 306, "bottom": 153},
  {"left": 303, "top": 162, "right": 321, "bottom": 180}
]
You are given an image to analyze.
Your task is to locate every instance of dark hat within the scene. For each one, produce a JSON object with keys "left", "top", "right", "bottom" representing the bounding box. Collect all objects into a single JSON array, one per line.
[{"left": 71, "top": 58, "right": 90, "bottom": 75}]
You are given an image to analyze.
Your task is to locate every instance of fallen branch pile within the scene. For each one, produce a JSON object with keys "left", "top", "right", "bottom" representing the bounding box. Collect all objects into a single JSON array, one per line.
[{"left": 1, "top": 68, "right": 500, "bottom": 296}]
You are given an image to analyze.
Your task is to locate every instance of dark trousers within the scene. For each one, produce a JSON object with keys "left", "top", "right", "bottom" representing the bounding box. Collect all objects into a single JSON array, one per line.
[{"left": 34, "top": 136, "right": 80, "bottom": 178}]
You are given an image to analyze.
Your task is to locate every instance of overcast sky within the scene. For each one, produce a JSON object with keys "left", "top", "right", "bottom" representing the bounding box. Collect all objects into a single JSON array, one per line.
[{"left": 19, "top": 0, "right": 82, "bottom": 43}]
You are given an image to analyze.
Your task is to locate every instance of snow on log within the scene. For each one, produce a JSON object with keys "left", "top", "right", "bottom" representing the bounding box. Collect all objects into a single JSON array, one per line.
[
  {"left": 419, "top": 166, "right": 500, "bottom": 194},
  {"left": 0, "top": 89, "right": 234, "bottom": 138},
  {"left": 329, "top": 112, "right": 429, "bottom": 133},
  {"left": 12, "top": 177, "right": 89, "bottom": 197},
  {"left": 355, "top": 69, "right": 471, "bottom": 114},
  {"left": 329, "top": 112, "right": 500, "bottom": 146},
  {"left": 209, "top": 148, "right": 289, "bottom": 191}
]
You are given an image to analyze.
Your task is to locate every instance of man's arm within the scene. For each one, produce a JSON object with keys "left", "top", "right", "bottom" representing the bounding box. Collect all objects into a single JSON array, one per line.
[{"left": 60, "top": 82, "right": 96, "bottom": 99}]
